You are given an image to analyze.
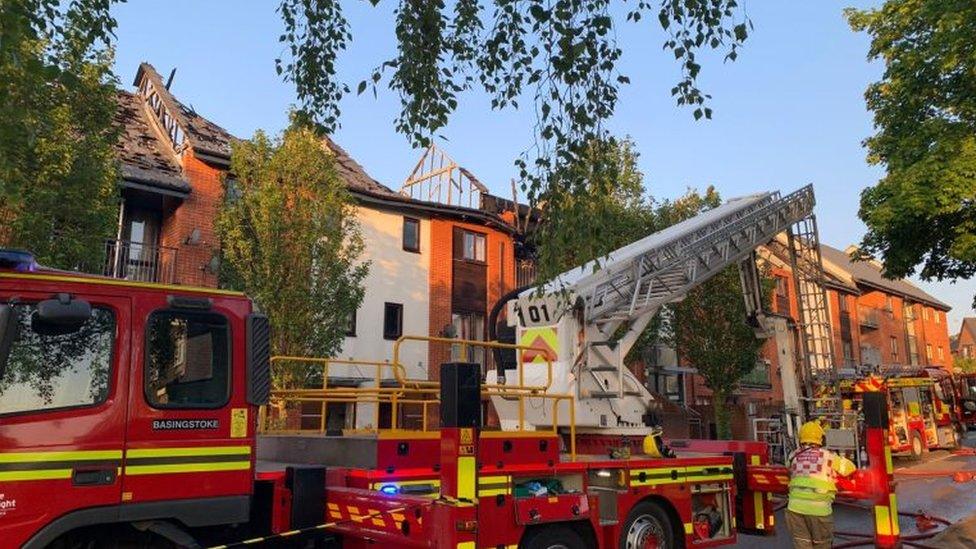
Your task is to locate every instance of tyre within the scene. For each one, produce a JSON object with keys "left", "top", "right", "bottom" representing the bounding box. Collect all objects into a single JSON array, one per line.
[
  {"left": 619, "top": 500, "right": 680, "bottom": 549},
  {"left": 909, "top": 431, "right": 925, "bottom": 460},
  {"left": 519, "top": 524, "right": 587, "bottom": 549}
]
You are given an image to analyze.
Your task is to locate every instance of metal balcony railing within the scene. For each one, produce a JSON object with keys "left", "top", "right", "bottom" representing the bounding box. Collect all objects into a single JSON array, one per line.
[
  {"left": 858, "top": 307, "right": 880, "bottom": 329},
  {"left": 103, "top": 239, "right": 178, "bottom": 284}
]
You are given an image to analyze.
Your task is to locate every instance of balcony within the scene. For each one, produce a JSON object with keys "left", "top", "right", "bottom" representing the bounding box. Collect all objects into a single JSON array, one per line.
[
  {"left": 103, "top": 239, "right": 179, "bottom": 284},
  {"left": 858, "top": 307, "right": 880, "bottom": 329}
]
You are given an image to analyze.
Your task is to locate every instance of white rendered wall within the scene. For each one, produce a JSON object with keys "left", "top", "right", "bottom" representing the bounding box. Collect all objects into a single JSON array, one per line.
[{"left": 336, "top": 206, "right": 430, "bottom": 383}]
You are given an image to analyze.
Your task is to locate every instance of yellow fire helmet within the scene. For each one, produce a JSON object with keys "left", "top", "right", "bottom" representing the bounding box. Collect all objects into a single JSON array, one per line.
[{"left": 799, "top": 421, "right": 825, "bottom": 445}]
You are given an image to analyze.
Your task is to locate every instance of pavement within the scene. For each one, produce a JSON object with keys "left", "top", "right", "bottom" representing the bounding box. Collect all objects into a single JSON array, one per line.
[{"left": 733, "top": 432, "right": 976, "bottom": 548}]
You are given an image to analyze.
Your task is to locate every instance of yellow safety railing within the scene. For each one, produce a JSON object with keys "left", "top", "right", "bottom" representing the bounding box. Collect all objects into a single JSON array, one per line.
[{"left": 261, "top": 336, "right": 577, "bottom": 459}]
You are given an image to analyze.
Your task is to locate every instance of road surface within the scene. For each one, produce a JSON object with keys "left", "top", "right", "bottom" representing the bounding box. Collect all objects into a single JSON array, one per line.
[{"left": 733, "top": 432, "right": 976, "bottom": 548}]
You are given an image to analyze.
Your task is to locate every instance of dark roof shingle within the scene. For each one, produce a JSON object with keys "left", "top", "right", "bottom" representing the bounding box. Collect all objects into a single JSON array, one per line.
[
  {"left": 819, "top": 244, "right": 951, "bottom": 310},
  {"left": 114, "top": 90, "right": 189, "bottom": 193}
]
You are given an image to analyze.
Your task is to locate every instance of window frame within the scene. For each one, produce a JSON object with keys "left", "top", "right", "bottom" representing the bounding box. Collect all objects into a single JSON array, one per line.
[
  {"left": 0, "top": 301, "right": 118, "bottom": 418},
  {"left": 402, "top": 217, "right": 421, "bottom": 253},
  {"left": 346, "top": 309, "right": 358, "bottom": 337},
  {"left": 460, "top": 229, "right": 487, "bottom": 263},
  {"left": 383, "top": 302, "right": 403, "bottom": 341},
  {"left": 143, "top": 309, "right": 232, "bottom": 410}
]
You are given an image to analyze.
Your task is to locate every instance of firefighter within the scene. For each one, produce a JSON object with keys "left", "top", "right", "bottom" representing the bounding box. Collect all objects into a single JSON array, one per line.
[{"left": 786, "top": 421, "right": 856, "bottom": 549}]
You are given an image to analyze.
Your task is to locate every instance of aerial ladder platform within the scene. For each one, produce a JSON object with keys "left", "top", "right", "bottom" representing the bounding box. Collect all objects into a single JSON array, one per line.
[{"left": 488, "top": 184, "right": 840, "bottom": 437}]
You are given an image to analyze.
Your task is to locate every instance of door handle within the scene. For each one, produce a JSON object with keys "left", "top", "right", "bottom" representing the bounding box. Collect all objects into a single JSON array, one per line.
[{"left": 72, "top": 468, "right": 116, "bottom": 486}]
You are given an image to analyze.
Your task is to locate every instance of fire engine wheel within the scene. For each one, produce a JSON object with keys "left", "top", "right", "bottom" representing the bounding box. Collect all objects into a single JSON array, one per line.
[
  {"left": 909, "top": 431, "right": 925, "bottom": 460},
  {"left": 619, "top": 501, "right": 678, "bottom": 549},
  {"left": 519, "top": 524, "right": 587, "bottom": 549}
]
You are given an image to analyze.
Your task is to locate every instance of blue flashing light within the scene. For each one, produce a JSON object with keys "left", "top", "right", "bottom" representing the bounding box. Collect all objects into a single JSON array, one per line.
[
  {"left": 379, "top": 484, "right": 399, "bottom": 495},
  {"left": 0, "top": 249, "right": 37, "bottom": 272}
]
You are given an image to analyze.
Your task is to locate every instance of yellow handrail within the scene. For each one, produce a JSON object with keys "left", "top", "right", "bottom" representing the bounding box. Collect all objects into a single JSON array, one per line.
[{"left": 263, "top": 336, "right": 577, "bottom": 460}]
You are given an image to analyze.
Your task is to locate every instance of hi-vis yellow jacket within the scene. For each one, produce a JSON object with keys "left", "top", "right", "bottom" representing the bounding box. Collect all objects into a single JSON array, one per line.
[{"left": 787, "top": 445, "right": 856, "bottom": 517}]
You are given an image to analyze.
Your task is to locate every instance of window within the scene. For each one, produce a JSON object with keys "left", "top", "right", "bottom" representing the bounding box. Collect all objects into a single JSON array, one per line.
[
  {"left": 923, "top": 307, "right": 930, "bottom": 321},
  {"left": 926, "top": 343, "right": 933, "bottom": 361},
  {"left": 402, "top": 217, "right": 420, "bottom": 253},
  {"left": 890, "top": 336, "right": 899, "bottom": 361},
  {"left": 451, "top": 312, "right": 485, "bottom": 367},
  {"left": 775, "top": 277, "right": 788, "bottom": 296},
  {"left": 383, "top": 303, "right": 403, "bottom": 340},
  {"left": 843, "top": 341, "right": 854, "bottom": 363},
  {"left": 838, "top": 294, "right": 849, "bottom": 313},
  {"left": 885, "top": 295, "right": 893, "bottom": 312},
  {"left": 461, "top": 230, "right": 486, "bottom": 262},
  {"left": 346, "top": 309, "right": 357, "bottom": 337},
  {"left": 145, "top": 311, "right": 230, "bottom": 408},
  {"left": 938, "top": 346, "right": 944, "bottom": 361},
  {"left": 935, "top": 311, "right": 941, "bottom": 324},
  {"left": 0, "top": 303, "right": 115, "bottom": 415}
]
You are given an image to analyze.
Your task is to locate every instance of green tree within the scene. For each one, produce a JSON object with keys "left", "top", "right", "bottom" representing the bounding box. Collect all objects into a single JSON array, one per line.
[
  {"left": 956, "top": 356, "right": 976, "bottom": 374},
  {"left": 216, "top": 124, "right": 370, "bottom": 384},
  {"left": 846, "top": 2, "right": 976, "bottom": 295},
  {"left": 0, "top": 0, "right": 122, "bottom": 269},
  {"left": 533, "top": 137, "right": 652, "bottom": 281}
]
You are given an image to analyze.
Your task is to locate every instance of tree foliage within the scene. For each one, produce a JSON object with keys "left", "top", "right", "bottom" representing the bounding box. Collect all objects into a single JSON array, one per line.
[
  {"left": 216, "top": 124, "right": 370, "bottom": 380},
  {"left": 532, "top": 137, "right": 651, "bottom": 281},
  {"left": 846, "top": 1, "right": 976, "bottom": 291},
  {"left": 956, "top": 356, "right": 976, "bottom": 375},
  {"left": 278, "top": 1, "right": 750, "bottom": 278},
  {"left": 0, "top": 0, "right": 122, "bottom": 269}
]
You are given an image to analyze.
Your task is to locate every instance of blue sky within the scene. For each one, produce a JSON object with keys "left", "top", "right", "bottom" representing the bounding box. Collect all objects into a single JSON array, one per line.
[{"left": 110, "top": 1, "right": 975, "bottom": 331}]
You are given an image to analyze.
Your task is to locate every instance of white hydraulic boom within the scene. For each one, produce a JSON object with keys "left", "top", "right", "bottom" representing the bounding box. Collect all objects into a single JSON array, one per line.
[{"left": 488, "top": 185, "right": 831, "bottom": 434}]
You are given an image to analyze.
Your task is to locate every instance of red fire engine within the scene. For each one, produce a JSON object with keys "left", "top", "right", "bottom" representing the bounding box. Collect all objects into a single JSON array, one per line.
[
  {"left": 841, "top": 368, "right": 961, "bottom": 459},
  {"left": 0, "top": 185, "right": 903, "bottom": 548},
  {"left": 954, "top": 372, "right": 976, "bottom": 430},
  {"left": 0, "top": 251, "right": 787, "bottom": 548}
]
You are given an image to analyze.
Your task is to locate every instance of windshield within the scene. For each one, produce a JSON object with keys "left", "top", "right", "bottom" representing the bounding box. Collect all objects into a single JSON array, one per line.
[{"left": 0, "top": 303, "right": 115, "bottom": 415}]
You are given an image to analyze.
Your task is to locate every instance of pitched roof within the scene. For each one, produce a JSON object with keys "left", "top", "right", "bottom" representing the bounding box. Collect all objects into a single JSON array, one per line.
[
  {"left": 958, "top": 318, "right": 976, "bottom": 346},
  {"left": 115, "top": 63, "right": 512, "bottom": 231},
  {"left": 819, "top": 244, "right": 951, "bottom": 310},
  {"left": 113, "top": 90, "right": 189, "bottom": 194},
  {"left": 322, "top": 137, "right": 398, "bottom": 197}
]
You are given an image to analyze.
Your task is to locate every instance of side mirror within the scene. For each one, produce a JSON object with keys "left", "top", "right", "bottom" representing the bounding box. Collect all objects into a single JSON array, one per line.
[
  {"left": 0, "top": 304, "right": 20, "bottom": 380},
  {"left": 34, "top": 294, "right": 91, "bottom": 336}
]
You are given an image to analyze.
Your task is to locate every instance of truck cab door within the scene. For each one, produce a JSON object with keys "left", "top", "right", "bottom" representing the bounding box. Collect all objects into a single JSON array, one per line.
[
  {"left": 0, "top": 292, "right": 129, "bottom": 548},
  {"left": 121, "top": 297, "right": 252, "bottom": 524}
]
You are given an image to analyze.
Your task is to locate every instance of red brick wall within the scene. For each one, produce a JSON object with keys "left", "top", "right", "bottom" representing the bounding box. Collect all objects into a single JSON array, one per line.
[
  {"left": 427, "top": 217, "right": 516, "bottom": 380},
  {"left": 158, "top": 149, "right": 222, "bottom": 288},
  {"left": 958, "top": 322, "right": 976, "bottom": 359}
]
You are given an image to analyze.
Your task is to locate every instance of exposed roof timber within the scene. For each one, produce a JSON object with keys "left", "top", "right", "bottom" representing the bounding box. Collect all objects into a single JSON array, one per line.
[
  {"left": 351, "top": 188, "right": 514, "bottom": 235},
  {"left": 401, "top": 144, "right": 488, "bottom": 209}
]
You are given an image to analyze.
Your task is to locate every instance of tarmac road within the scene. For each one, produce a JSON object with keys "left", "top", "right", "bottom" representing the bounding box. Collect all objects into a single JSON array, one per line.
[{"left": 733, "top": 432, "right": 976, "bottom": 548}]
